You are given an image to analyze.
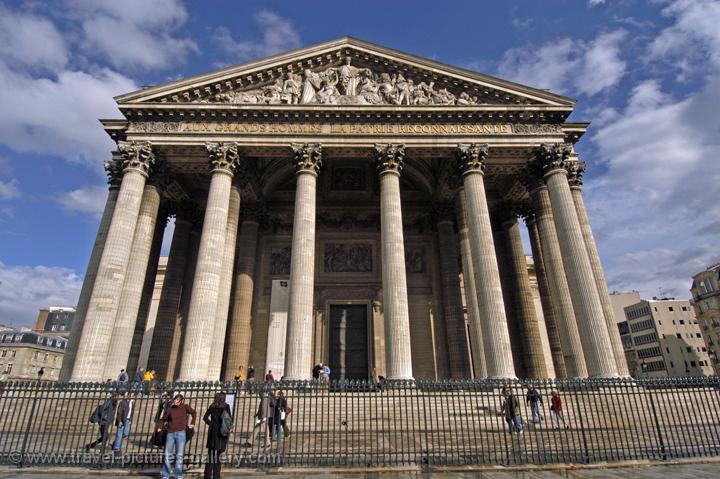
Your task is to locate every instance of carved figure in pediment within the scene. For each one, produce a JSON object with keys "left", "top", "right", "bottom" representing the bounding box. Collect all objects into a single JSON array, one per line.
[
  {"left": 457, "top": 92, "right": 477, "bottom": 106},
  {"left": 262, "top": 78, "right": 284, "bottom": 104},
  {"left": 283, "top": 72, "right": 302, "bottom": 104},
  {"left": 377, "top": 73, "right": 397, "bottom": 104},
  {"left": 357, "top": 74, "right": 382, "bottom": 104},
  {"left": 301, "top": 69, "right": 322, "bottom": 104},
  {"left": 337, "top": 56, "right": 370, "bottom": 96},
  {"left": 432, "top": 87, "right": 457, "bottom": 105},
  {"left": 412, "top": 81, "right": 434, "bottom": 105},
  {"left": 317, "top": 69, "right": 341, "bottom": 104},
  {"left": 395, "top": 75, "right": 412, "bottom": 105}
]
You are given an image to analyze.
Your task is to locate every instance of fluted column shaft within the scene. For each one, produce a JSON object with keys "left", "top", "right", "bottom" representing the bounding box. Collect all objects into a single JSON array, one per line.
[
  {"left": 377, "top": 148, "right": 413, "bottom": 380},
  {"left": 60, "top": 185, "right": 118, "bottom": 382},
  {"left": 530, "top": 185, "right": 587, "bottom": 377},
  {"left": 207, "top": 186, "right": 241, "bottom": 379},
  {"left": 103, "top": 184, "right": 162, "bottom": 377},
  {"left": 504, "top": 217, "right": 549, "bottom": 378},
  {"left": 527, "top": 219, "right": 567, "bottom": 378},
  {"left": 545, "top": 167, "right": 618, "bottom": 378},
  {"left": 179, "top": 151, "right": 238, "bottom": 381},
  {"left": 169, "top": 229, "right": 200, "bottom": 380},
  {"left": 146, "top": 218, "right": 192, "bottom": 379},
  {"left": 284, "top": 144, "right": 322, "bottom": 380},
  {"left": 571, "top": 184, "right": 629, "bottom": 376},
  {"left": 127, "top": 213, "right": 165, "bottom": 374},
  {"left": 457, "top": 145, "right": 514, "bottom": 378},
  {"left": 223, "top": 218, "right": 259, "bottom": 379},
  {"left": 455, "top": 191, "right": 486, "bottom": 378},
  {"left": 72, "top": 143, "right": 155, "bottom": 381},
  {"left": 437, "top": 218, "right": 471, "bottom": 378}
]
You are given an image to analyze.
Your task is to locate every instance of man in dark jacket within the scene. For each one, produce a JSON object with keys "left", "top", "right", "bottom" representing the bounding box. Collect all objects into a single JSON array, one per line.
[
  {"left": 501, "top": 388, "right": 523, "bottom": 434},
  {"left": 113, "top": 392, "right": 134, "bottom": 453},
  {"left": 86, "top": 393, "right": 121, "bottom": 451},
  {"left": 526, "top": 384, "right": 543, "bottom": 423}
]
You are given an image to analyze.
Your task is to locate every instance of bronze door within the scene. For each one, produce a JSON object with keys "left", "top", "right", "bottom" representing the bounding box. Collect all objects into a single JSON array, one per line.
[{"left": 328, "top": 304, "right": 369, "bottom": 380}]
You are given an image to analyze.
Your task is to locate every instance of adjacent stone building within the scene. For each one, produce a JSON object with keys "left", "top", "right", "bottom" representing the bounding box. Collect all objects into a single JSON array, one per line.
[
  {"left": 621, "top": 299, "right": 713, "bottom": 378},
  {"left": 0, "top": 328, "right": 67, "bottom": 381},
  {"left": 690, "top": 263, "right": 720, "bottom": 374},
  {"left": 34, "top": 306, "right": 75, "bottom": 338},
  {"left": 61, "top": 37, "right": 628, "bottom": 382}
]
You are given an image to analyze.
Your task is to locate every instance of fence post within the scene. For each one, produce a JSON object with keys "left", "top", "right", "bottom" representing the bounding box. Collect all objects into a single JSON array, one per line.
[
  {"left": 18, "top": 384, "right": 40, "bottom": 468},
  {"left": 572, "top": 381, "right": 590, "bottom": 464},
  {"left": 647, "top": 385, "right": 667, "bottom": 460}
]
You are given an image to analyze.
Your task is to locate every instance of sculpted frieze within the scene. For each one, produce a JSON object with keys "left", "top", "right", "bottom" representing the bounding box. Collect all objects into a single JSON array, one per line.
[
  {"left": 324, "top": 243, "right": 373, "bottom": 273},
  {"left": 212, "top": 57, "right": 479, "bottom": 106}
]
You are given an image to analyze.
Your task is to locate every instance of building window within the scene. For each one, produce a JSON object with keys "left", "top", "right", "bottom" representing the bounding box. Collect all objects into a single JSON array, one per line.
[
  {"left": 687, "top": 346, "right": 693, "bottom": 353},
  {"left": 0, "top": 350, "right": 5, "bottom": 358},
  {"left": 666, "top": 347, "right": 670, "bottom": 353},
  {"left": 697, "top": 333, "right": 702, "bottom": 338},
  {"left": 670, "top": 361, "right": 674, "bottom": 368},
  {"left": 682, "top": 306, "right": 688, "bottom": 311},
  {"left": 669, "top": 307, "right": 674, "bottom": 312},
  {"left": 5, "top": 363, "right": 12, "bottom": 374},
  {"left": 679, "top": 320, "right": 685, "bottom": 325},
  {"left": 10, "top": 350, "right": 15, "bottom": 358},
  {"left": 691, "top": 361, "right": 697, "bottom": 368},
  {"left": 44, "top": 353, "right": 49, "bottom": 361},
  {"left": 676, "top": 333, "right": 682, "bottom": 339},
  {"left": 13, "top": 335, "right": 22, "bottom": 342}
]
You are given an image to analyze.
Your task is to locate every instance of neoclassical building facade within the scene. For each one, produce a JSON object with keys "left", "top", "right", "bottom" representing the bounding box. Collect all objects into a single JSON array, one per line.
[{"left": 61, "top": 38, "right": 628, "bottom": 382}]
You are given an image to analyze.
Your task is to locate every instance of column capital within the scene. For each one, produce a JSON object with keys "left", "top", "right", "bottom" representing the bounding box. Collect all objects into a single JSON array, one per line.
[
  {"left": 104, "top": 153, "right": 123, "bottom": 187},
  {"left": 533, "top": 142, "right": 573, "bottom": 177},
  {"left": 455, "top": 143, "right": 489, "bottom": 176},
  {"left": 206, "top": 142, "right": 240, "bottom": 175},
  {"left": 117, "top": 140, "right": 156, "bottom": 177},
  {"left": 291, "top": 143, "right": 322, "bottom": 175},
  {"left": 375, "top": 144, "right": 405, "bottom": 175},
  {"left": 567, "top": 160, "right": 586, "bottom": 188}
]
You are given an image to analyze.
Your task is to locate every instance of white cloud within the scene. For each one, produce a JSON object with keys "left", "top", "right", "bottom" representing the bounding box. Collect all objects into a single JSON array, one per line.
[
  {"left": 0, "top": 261, "right": 82, "bottom": 328},
  {"left": 497, "top": 30, "right": 627, "bottom": 96},
  {"left": 585, "top": 77, "right": 720, "bottom": 299},
  {"left": 0, "top": 179, "right": 20, "bottom": 200},
  {"left": 67, "top": 0, "right": 198, "bottom": 71},
  {"left": 0, "top": 64, "right": 136, "bottom": 167},
  {"left": 57, "top": 185, "right": 108, "bottom": 216},
  {"left": 649, "top": 0, "right": 720, "bottom": 74},
  {"left": 588, "top": 0, "right": 606, "bottom": 5},
  {"left": 213, "top": 10, "right": 301, "bottom": 62},
  {"left": 0, "top": 6, "right": 69, "bottom": 73}
]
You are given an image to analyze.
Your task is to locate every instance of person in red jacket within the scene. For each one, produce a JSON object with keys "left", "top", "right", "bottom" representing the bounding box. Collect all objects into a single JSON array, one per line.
[
  {"left": 550, "top": 390, "right": 569, "bottom": 429},
  {"left": 159, "top": 394, "right": 196, "bottom": 479}
]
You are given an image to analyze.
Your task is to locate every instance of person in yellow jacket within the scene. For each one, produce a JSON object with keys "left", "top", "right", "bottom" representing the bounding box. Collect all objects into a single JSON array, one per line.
[{"left": 143, "top": 370, "right": 155, "bottom": 395}]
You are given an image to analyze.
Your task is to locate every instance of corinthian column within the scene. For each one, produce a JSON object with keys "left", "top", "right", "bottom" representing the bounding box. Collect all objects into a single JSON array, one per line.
[
  {"left": 502, "top": 213, "right": 549, "bottom": 378},
  {"left": 103, "top": 179, "right": 163, "bottom": 378},
  {"left": 207, "top": 185, "right": 241, "bottom": 379},
  {"left": 60, "top": 159, "right": 120, "bottom": 382},
  {"left": 568, "top": 162, "right": 629, "bottom": 376},
  {"left": 178, "top": 143, "right": 239, "bottom": 381},
  {"left": 146, "top": 212, "right": 191, "bottom": 379},
  {"left": 284, "top": 144, "right": 322, "bottom": 380},
  {"left": 71, "top": 141, "right": 156, "bottom": 381},
  {"left": 536, "top": 143, "right": 618, "bottom": 378},
  {"left": 525, "top": 215, "right": 567, "bottom": 378},
  {"left": 434, "top": 203, "right": 471, "bottom": 378},
  {"left": 376, "top": 144, "right": 413, "bottom": 380},
  {"left": 455, "top": 190, "right": 486, "bottom": 378},
  {"left": 456, "top": 144, "right": 514, "bottom": 378},
  {"left": 223, "top": 208, "right": 261, "bottom": 379}
]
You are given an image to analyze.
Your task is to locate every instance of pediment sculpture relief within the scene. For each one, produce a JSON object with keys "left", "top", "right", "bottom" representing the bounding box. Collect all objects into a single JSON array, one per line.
[{"left": 215, "top": 57, "right": 481, "bottom": 106}]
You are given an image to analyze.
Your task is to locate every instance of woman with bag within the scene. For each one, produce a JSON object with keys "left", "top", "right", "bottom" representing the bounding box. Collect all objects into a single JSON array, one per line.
[{"left": 203, "top": 392, "right": 233, "bottom": 479}]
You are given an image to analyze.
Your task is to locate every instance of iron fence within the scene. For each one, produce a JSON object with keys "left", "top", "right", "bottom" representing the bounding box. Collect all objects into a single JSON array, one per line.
[{"left": 0, "top": 377, "right": 719, "bottom": 469}]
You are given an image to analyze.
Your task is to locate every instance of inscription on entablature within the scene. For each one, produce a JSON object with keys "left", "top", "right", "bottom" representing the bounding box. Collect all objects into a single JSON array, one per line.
[
  {"left": 128, "top": 122, "right": 563, "bottom": 136},
  {"left": 324, "top": 243, "right": 373, "bottom": 273}
]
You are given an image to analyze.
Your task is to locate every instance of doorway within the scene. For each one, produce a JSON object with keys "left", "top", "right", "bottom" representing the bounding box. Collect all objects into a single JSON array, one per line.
[{"left": 328, "top": 304, "right": 369, "bottom": 380}]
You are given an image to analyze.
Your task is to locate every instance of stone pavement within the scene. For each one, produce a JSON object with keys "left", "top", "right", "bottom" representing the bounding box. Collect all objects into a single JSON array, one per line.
[{"left": 2, "top": 461, "right": 720, "bottom": 478}]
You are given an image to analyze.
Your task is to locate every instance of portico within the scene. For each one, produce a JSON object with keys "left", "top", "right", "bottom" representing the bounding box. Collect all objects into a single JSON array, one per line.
[{"left": 63, "top": 37, "right": 624, "bottom": 382}]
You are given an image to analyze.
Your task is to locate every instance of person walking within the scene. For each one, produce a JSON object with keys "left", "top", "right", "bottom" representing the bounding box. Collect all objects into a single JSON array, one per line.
[
  {"left": 276, "top": 391, "right": 291, "bottom": 438},
  {"left": 320, "top": 364, "right": 331, "bottom": 386},
  {"left": 159, "top": 394, "right": 196, "bottom": 479},
  {"left": 265, "top": 370, "right": 275, "bottom": 383},
  {"left": 246, "top": 364, "right": 255, "bottom": 381},
  {"left": 203, "top": 392, "right": 232, "bottom": 479},
  {"left": 117, "top": 369, "right": 129, "bottom": 384},
  {"left": 247, "top": 390, "right": 271, "bottom": 448},
  {"left": 133, "top": 368, "right": 144, "bottom": 391},
  {"left": 550, "top": 390, "right": 569, "bottom": 429},
  {"left": 113, "top": 392, "right": 134, "bottom": 454},
  {"left": 526, "top": 384, "right": 543, "bottom": 424},
  {"left": 86, "top": 393, "right": 121, "bottom": 451},
  {"left": 143, "top": 369, "right": 154, "bottom": 395},
  {"left": 233, "top": 365, "right": 244, "bottom": 382},
  {"left": 501, "top": 388, "right": 523, "bottom": 434}
]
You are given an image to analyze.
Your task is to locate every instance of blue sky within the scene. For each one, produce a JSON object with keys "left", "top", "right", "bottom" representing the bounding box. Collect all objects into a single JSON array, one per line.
[{"left": 0, "top": 0, "right": 718, "bottom": 327}]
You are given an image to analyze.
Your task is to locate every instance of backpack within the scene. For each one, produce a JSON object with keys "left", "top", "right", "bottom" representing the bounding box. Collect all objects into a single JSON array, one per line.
[
  {"left": 89, "top": 404, "right": 103, "bottom": 424},
  {"left": 220, "top": 408, "right": 233, "bottom": 437}
]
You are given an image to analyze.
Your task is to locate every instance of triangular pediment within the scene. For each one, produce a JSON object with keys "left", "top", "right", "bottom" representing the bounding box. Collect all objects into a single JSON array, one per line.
[{"left": 116, "top": 37, "right": 574, "bottom": 108}]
